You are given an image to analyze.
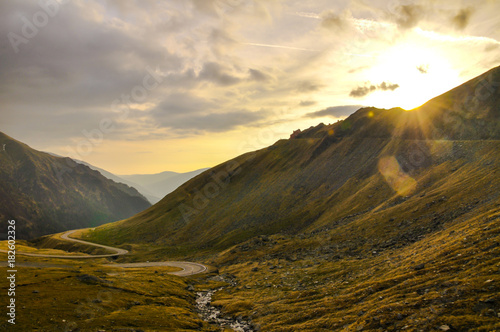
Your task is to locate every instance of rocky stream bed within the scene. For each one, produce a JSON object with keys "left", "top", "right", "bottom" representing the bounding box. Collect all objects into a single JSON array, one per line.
[{"left": 195, "top": 275, "right": 256, "bottom": 332}]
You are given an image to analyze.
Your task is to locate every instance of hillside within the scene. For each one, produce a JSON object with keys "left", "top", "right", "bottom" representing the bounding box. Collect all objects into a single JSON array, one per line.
[
  {"left": 85, "top": 66, "right": 500, "bottom": 251},
  {"left": 71, "top": 160, "right": 161, "bottom": 204},
  {"left": 0, "top": 132, "right": 151, "bottom": 239},
  {"left": 76, "top": 66, "right": 500, "bottom": 331},
  {"left": 33, "top": 66, "right": 500, "bottom": 331}
]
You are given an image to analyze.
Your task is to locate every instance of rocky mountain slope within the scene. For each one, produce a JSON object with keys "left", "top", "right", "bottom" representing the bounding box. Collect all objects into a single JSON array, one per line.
[{"left": 0, "top": 132, "right": 151, "bottom": 239}]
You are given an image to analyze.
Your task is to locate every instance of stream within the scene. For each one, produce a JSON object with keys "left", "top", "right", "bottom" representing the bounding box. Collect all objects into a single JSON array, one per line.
[{"left": 195, "top": 275, "right": 256, "bottom": 332}]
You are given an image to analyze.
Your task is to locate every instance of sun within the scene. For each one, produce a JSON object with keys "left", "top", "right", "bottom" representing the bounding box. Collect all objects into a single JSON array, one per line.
[{"left": 363, "top": 42, "right": 461, "bottom": 110}]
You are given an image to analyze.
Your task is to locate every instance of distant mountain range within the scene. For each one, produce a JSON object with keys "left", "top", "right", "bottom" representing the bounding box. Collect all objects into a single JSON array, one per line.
[
  {"left": 85, "top": 65, "right": 500, "bottom": 254},
  {"left": 0, "top": 132, "right": 151, "bottom": 239},
  {"left": 70, "top": 160, "right": 208, "bottom": 204},
  {"left": 118, "top": 169, "right": 209, "bottom": 203},
  {"left": 67, "top": 160, "right": 162, "bottom": 204}
]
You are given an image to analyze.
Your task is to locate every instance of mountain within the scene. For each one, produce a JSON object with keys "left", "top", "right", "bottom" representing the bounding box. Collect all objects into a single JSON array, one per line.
[
  {"left": 56, "top": 156, "right": 207, "bottom": 204},
  {"left": 48, "top": 66, "right": 500, "bottom": 331},
  {"left": 0, "top": 132, "right": 151, "bottom": 239},
  {"left": 71, "top": 160, "right": 161, "bottom": 204},
  {"left": 119, "top": 168, "right": 209, "bottom": 203},
  {"left": 85, "top": 66, "right": 500, "bottom": 252}
]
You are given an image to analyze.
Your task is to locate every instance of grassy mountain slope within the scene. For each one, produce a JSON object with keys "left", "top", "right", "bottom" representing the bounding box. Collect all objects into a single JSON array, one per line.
[
  {"left": 48, "top": 66, "right": 500, "bottom": 331},
  {"left": 84, "top": 66, "right": 499, "bottom": 255},
  {"left": 0, "top": 132, "right": 151, "bottom": 239}
]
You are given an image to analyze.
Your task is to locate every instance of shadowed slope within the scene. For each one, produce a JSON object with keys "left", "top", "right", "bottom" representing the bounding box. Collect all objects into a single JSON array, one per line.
[{"left": 0, "top": 132, "right": 151, "bottom": 239}]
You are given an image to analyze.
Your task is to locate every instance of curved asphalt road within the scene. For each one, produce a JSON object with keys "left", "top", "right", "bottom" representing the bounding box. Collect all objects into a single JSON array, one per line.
[
  {"left": 0, "top": 229, "right": 207, "bottom": 277},
  {"left": 104, "top": 261, "right": 207, "bottom": 277}
]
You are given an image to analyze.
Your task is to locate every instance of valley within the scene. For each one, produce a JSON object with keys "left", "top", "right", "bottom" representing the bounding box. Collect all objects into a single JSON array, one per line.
[{"left": 1, "top": 66, "right": 499, "bottom": 331}]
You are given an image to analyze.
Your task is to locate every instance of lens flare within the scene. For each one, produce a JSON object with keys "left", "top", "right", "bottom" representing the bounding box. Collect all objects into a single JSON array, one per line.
[{"left": 378, "top": 156, "right": 417, "bottom": 196}]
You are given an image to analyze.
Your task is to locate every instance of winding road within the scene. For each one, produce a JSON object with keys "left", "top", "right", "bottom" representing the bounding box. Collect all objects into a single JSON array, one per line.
[
  {"left": 104, "top": 261, "right": 207, "bottom": 277},
  {"left": 0, "top": 229, "right": 207, "bottom": 277}
]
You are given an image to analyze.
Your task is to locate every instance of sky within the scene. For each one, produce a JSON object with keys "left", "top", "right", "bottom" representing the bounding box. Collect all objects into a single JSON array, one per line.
[{"left": 1, "top": 0, "right": 499, "bottom": 174}]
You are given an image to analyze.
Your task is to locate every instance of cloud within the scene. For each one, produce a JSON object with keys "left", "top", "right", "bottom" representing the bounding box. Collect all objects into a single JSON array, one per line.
[
  {"left": 153, "top": 93, "right": 214, "bottom": 116},
  {"left": 350, "top": 85, "right": 377, "bottom": 97},
  {"left": 320, "top": 10, "right": 346, "bottom": 30},
  {"left": 416, "top": 65, "right": 429, "bottom": 74},
  {"left": 0, "top": 1, "right": 182, "bottom": 109},
  {"left": 305, "top": 105, "right": 363, "bottom": 118},
  {"left": 199, "top": 62, "right": 241, "bottom": 86},
  {"left": 320, "top": 9, "right": 355, "bottom": 33},
  {"left": 148, "top": 93, "right": 269, "bottom": 133},
  {"left": 249, "top": 68, "right": 271, "bottom": 82},
  {"left": 155, "top": 109, "right": 267, "bottom": 133},
  {"left": 378, "top": 82, "right": 400, "bottom": 91},
  {"left": 296, "top": 81, "right": 324, "bottom": 92},
  {"left": 1, "top": 0, "right": 499, "bottom": 170},
  {"left": 299, "top": 100, "right": 317, "bottom": 107},
  {"left": 388, "top": 4, "right": 424, "bottom": 29},
  {"left": 451, "top": 8, "right": 474, "bottom": 30},
  {"left": 349, "top": 82, "right": 400, "bottom": 98},
  {"left": 209, "top": 28, "right": 238, "bottom": 57}
]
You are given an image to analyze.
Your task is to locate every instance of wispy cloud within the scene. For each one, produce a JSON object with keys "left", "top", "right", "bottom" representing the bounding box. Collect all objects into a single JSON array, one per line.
[
  {"left": 415, "top": 28, "right": 500, "bottom": 45},
  {"left": 243, "top": 42, "right": 318, "bottom": 52}
]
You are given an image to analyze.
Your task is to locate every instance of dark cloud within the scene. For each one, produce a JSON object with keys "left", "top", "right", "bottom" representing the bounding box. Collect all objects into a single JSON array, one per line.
[
  {"left": 191, "top": 0, "right": 270, "bottom": 20},
  {"left": 174, "top": 110, "right": 266, "bottom": 132},
  {"left": 248, "top": 68, "right": 272, "bottom": 82},
  {"left": 349, "top": 82, "right": 399, "bottom": 98},
  {"left": 306, "top": 105, "right": 363, "bottom": 118},
  {"left": 379, "top": 82, "right": 400, "bottom": 91},
  {"left": 191, "top": 0, "right": 219, "bottom": 16},
  {"left": 155, "top": 109, "right": 266, "bottom": 133},
  {"left": 149, "top": 93, "right": 267, "bottom": 133},
  {"left": 199, "top": 62, "right": 241, "bottom": 86},
  {"left": 320, "top": 10, "right": 346, "bottom": 30},
  {"left": 0, "top": 0, "right": 281, "bottom": 147},
  {"left": 209, "top": 28, "right": 238, "bottom": 57},
  {"left": 416, "top": 65, "right": 428, "bottom": 74},
  {"left": 485, "top": 43, "right": 499, "bottom": 52},
  {"left": 299, "top": 100, "right": 317, "bottom": 107},
  {"left": 0, "top": 1, "right": 182, "bottom": 110},
  {"left": 350, "top": 85, "right": 377, "bottom": 97},
  {"left": 296, "top": 81, "right": 323, "bottom": 92},
  {"left": 389, "top": 4, "right": 424, "bottom": 29},
  {"left": 153, "top": 93, "right": 214, "bottom": 116},
  {"left": 451, "top": 8, "right": 474, "bottom": 30}
]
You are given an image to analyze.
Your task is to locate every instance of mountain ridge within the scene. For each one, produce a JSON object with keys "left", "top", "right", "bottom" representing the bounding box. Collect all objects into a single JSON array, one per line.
[
  {"left": 84, "top": 66, "right": 499, "bottom": 253},
  {"left": 0, "top": 132, "right": 151, "bottom": 239},
  {"left": 120, "top": 168, "right": 209, "bottom": 202}
]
